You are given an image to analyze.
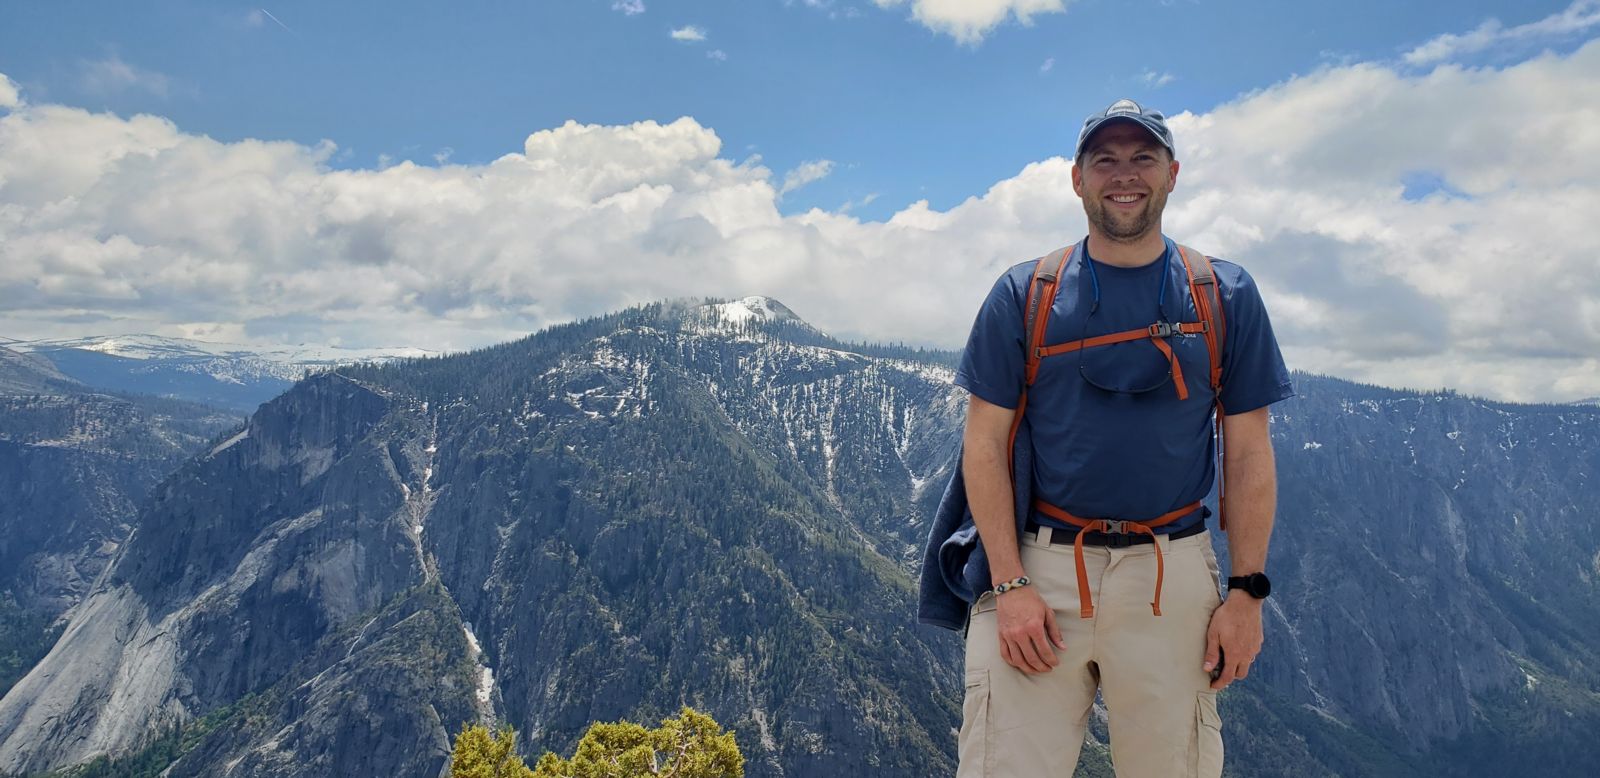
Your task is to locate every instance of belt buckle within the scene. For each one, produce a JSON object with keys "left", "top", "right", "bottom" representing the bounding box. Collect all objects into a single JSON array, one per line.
[{"left": 1100, "top": 520, "right": 1135, "bottom": 548}]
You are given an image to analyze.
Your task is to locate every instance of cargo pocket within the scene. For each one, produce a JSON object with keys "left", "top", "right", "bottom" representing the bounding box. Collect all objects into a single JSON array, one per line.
[
  {"left": 957, "top": 668, "right": 992, "bottom": 777},
  {"left": 1195, "top": 690, "right": 1224, "bottom": 778}
]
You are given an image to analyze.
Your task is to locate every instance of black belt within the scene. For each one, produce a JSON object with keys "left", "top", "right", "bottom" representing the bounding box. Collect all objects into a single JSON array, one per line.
[{"left": 1025, "top": 519, "right": 1207, "bottom": 549}]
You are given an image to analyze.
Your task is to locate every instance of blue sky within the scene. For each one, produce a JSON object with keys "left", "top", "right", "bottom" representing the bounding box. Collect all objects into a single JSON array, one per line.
[
  {"left": 2, "top": 0, "right": 1599, "bottom": 402},
  {"left": 1, "top": 0, "right": 1580, "bottom": 219}
]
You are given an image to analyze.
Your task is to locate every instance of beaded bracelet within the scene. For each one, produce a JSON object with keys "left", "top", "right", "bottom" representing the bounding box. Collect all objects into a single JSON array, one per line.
[{"left": 993, "top": 576, "right": 1031, "bottom": 595}]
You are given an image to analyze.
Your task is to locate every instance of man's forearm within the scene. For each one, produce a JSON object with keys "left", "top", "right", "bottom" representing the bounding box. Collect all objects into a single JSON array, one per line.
[
  {"left": 964, "top": 435, "right": 1023, "bottom": 585},
  {"left": 1221, "top": 442, "right": 1276, "bottom": 577}
]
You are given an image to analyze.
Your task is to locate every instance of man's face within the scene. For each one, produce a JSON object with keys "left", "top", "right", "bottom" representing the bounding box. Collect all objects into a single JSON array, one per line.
[{"left": 1071, "top": 122, "right": 1180, "bottom": 244}]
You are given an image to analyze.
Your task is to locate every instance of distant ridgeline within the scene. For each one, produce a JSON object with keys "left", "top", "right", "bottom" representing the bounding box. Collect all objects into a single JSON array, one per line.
[
  {"left": 0, "top": 298, "right": 1596, "bottom": 778},
  {"left": 2, "top": 334, "right": 432, "bottom": 413}
]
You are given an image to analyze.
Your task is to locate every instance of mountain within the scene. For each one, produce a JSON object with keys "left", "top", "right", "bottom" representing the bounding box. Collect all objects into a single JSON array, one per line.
[
  {"left": 0, "top": 302, "right": 1596, "bottom": 777},
  {"left": 0, "top": 298, "right": 965, "bottom": 777},
  {"left": 5, "top": 334, "right": 436, "bottom": 413},
  {"left": 1226, "top": 378, "right": 1600, "bottom": 776},
  {"left": 0, "top": 346, "right": 241, "bottom": 702},
  {"left": 0, "top": 347, "right": 78, "bottom": 396}
]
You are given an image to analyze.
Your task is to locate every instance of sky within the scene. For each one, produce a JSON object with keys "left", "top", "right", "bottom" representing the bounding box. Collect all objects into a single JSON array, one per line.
[{"left": 1, "top": 0, "right": 1598, "bottom": 403}]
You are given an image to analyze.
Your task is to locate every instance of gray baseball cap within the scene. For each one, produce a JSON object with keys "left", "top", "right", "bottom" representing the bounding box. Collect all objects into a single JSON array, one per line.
[{"left": 1074, "top": 99, "right": 1175, "bottom": 160}]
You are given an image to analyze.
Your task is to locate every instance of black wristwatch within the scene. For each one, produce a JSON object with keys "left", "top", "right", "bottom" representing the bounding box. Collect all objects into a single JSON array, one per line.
[{"left": 1227, "top": 572, "right": 1272, "bottom": 599}]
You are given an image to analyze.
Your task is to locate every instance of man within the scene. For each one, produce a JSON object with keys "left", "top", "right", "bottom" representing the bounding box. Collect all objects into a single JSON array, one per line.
[{"left": 918, "top": 99, "right": 1293, "bottom": 776}]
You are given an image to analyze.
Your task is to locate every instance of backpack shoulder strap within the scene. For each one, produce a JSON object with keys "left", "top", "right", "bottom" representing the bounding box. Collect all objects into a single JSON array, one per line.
[
  {"left": 1175, "top": 243, "right": 1231, "bottom": 530},
  {"left": 1007, "top": 243, "right": 1077, "bottom": 478},
  {"left": 1023, "top": 243, "right": 1076, "bottom": 387},
  {"left": 1174, "top": 244, "right": 1226, "bottom": 392}
]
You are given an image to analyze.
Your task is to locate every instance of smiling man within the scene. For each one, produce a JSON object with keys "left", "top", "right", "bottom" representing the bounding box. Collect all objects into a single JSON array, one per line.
[{"left": 921, "top": 99, "right": 1294, "bottom": 776}]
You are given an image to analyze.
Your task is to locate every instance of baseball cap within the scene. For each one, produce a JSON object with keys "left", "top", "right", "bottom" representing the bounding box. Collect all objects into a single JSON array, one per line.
[{"left": 1074, "top": 99, "right": 1175, "bottom": 160}]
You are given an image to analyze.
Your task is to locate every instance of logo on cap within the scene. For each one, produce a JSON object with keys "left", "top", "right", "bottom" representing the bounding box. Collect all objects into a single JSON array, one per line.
[{"left": 1107, "top": 99, "right": 1141, "bottom": 116}]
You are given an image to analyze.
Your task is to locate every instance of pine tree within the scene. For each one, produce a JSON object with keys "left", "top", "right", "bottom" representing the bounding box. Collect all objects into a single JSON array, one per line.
[
  {"left": 532, "top": 707, "right": 743, "bottom": 778},
  {"left": 449, "top": 708, "right": 742, "bottom": 778},
  {"left": 449, "top": 725, "right": 535, "bottom": 778}
]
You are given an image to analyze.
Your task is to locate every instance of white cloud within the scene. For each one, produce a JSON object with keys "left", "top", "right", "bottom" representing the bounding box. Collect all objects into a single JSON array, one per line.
[
  {"left": 1040, "top": 57, "right": 1055, "bottom": 74},
  {"left": 670, "top": 25, "right": 707, "bottom": 42},
  {"left": 1142, "top": 69, "right": 1175, "bottom": 87},
  {"left": 79, "top": 55, "right": 172, "bottom": 98},
  {"left": 0, "top": 74, "right": 19, "bottom": 109},
  {"left": 791, "top": 0, "right": 861, "bottom": 20},
  {"left": 3, "top": 41, "right": 1600, "bottom": 402},
  {"left": 1403, "top": 0, "right": 1600, "bottom": 65},
  {"left": 707, "top": 49, "right": 728, "bottom": 61},
  {"left": 872, "top": 0, "right": 1070, "bottom": 45},
  {"left": 837, "top": 192, "right": 881, "bottom": 213},
  {"left": 612, "top": 0, "right": 646, "bottom": 15},
  {"left": 779, "top": 160, "right": 835, "bottom": 196},
  {"left": 433, "top": 146, "right": 455, "bottom": 165}
]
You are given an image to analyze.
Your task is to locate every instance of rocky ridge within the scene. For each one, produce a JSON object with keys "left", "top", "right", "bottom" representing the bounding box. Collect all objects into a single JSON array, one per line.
[{"left": 0, "top": 304, "right": 1595, "bottom": 777}]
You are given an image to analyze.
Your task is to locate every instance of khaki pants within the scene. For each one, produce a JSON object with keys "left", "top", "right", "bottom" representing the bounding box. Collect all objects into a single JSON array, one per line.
[{"left": 958, "top": 529, "right": 1225, "bottom": 777}]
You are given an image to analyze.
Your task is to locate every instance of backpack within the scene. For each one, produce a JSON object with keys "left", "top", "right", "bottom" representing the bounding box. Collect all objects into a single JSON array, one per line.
[{"left": 1003, "top": 240, "right": 1229, "bottom": 617}]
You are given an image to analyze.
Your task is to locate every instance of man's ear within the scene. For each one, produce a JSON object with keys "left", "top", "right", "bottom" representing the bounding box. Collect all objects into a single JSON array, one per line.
[
  {"left": 1071, "top": 163, "right": 1083, "bottom": 197},
  {"left": 1168, "top": 159, "right": 1180, "bottom": 192}
]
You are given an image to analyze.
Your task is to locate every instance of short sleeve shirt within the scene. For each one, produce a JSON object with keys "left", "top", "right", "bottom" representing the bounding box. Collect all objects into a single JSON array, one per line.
[{"left": 955, "top": 237, "right": 1294, "bottom": 532}]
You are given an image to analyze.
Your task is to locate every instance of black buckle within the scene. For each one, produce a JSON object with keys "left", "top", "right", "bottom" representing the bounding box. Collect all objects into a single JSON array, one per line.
[
  {"left": 1098, "top": 520, "right": 1136, "bottom": 548},
  {"left": 1106, "top": 533, "right": 1137, "bottom": 549},
  {"left": 1147, "top": 322, "right": 1174, "bottom": 338}
]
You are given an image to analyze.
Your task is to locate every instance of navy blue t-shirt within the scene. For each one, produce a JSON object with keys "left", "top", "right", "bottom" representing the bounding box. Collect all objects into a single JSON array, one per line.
[{"left": 955, "top": 236, "right": 1294, "bottom": 534}]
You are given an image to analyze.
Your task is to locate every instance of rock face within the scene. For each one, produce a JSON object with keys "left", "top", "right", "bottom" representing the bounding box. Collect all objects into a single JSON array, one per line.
[
  {"left": 0, "top": 304, "right": 1597, "bottom": 777},
  {"left": 1231, "top": 378, "right": 1600, "bottom": 776},
  {"left": 0, "top": 346, "right": 238, "bottom": 701}
]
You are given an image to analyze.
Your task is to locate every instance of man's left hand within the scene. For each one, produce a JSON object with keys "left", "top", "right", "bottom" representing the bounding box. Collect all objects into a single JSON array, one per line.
[{"left": 1203, "top": 592, "right": 1264, "bottom": 690}]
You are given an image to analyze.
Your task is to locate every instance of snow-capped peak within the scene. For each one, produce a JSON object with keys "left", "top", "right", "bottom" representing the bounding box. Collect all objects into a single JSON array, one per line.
[{"left": 704, "top": 296, "right": 803, "bottom": 326}]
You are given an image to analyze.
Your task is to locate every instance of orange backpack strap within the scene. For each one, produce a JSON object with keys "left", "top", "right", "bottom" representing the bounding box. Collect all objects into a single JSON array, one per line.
[
  {"left": 1174, "top": 244, "right": 1230, "bottom": 530},
  {"left": 1006, "top": 243, "right": 1077, "bottom": 478}
]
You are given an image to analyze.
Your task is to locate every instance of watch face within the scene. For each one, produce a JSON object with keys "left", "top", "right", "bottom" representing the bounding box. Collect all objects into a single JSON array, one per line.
[{"left": 1249, "top": 573, "right": 1271, "bottom": 598}]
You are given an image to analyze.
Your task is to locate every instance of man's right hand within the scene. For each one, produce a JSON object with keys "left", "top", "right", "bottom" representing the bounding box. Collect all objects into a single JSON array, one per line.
[{"left": 995, "top": 585, "right": 1066, "bottom": 674}]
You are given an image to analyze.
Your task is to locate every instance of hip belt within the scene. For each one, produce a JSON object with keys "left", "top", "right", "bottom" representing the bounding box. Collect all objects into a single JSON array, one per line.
[{"left": 1030, "top": 499, "right": 1204, "bottom": 619}]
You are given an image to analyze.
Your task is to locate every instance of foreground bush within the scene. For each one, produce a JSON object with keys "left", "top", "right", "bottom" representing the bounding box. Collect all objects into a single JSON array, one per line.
[{"left": 450, "top": 707, "right": 743, "bottom": 778}]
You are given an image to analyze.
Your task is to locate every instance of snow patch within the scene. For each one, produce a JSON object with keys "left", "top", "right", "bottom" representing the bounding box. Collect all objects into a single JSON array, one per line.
[
  {"left": 209, "top": 427, "right": 249, "bottom": 457},
  {"left": 707, "top": 296, "right": 795, "bottom": 326},
  {"left": 462, "top": 623, "right": 495, "bottom": 709}
]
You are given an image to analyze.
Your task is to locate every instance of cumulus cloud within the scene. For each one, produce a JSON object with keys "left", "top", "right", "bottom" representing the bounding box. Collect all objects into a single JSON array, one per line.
[
  {"left": 79, "top": 55, "right": 172, "bottom": 98},
  {"left": 779, "top": 159, "right": 835, "bottom": 196},
  {"left": 872, "top": 0, "right": 1069, "bottom": 45},
  {"left": 1403, "top": 0, "right": 1600, "bottom": 65},
  {"left": 0, "top": 74, "right": 19, "bottom": 109},
  {"left": 2, "top": 40, "right": 1599, "bottom": 402},
  {"left": 670, "top": 25, "right": 706, "bottom": 42}
]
